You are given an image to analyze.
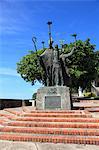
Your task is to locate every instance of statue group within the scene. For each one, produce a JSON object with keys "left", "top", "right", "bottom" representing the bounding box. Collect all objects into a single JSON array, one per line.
[
  {"left": 32, "top": 21, "right": 76, "bottom": 87},
  {"left": 40, "top": 44, "right": 75, "bottom": 87}
]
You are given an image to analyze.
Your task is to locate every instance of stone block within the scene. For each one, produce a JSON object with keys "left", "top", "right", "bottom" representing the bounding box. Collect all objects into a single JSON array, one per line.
[{"left": 36, "top": 86, "right": 71, "bottom": 110}]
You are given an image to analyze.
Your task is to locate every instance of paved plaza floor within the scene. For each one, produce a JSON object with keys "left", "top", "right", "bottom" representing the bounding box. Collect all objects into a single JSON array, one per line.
[{"left": 0, "top": 141, "right": 99, "bottom": 150}]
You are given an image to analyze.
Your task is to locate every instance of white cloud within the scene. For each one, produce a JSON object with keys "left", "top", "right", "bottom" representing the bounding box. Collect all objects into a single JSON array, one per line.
[{"left": 0, "top": 67, "right": 20, "bottom": 77}]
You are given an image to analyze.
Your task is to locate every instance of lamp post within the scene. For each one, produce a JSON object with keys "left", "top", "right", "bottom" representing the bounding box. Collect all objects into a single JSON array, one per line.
[
  {"left": 71, "top": 34, "right": 77, "bottom": 42},
  {"left": 71, "top": 34, "right": 77, "bottom": 47},
  {"left": 42, "top": 41, "right": 45, "bottom": 50},
  {"left": 47, "top": 21, "right": 53, "bottom": 48}
]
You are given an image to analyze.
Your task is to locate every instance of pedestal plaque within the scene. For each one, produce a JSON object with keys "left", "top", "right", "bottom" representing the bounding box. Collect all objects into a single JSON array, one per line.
[
  {"left": 36, "top": 86, "right": 71, "bottom": 110},
  {"left": 45, "top": 96, "right": 61, "bottom": 109}
]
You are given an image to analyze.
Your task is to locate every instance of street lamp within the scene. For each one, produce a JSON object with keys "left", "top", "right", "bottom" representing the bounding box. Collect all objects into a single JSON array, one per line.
[
  {"left": 47, "top": 21, "right": 53, "bottom": 48},
  {"left": 42, "top": 41, "right": 45, "bottom": 50},
  {"left": 71, "top": 34, "right": 77, "bottom": 42}
]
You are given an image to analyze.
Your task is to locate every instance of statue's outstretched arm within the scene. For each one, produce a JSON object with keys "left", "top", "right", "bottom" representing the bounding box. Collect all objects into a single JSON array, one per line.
[
  {"left": 92, "top": 84, "right": 99, "bottom": 92},
  {"left": 60, "top": 47, "right": 76, "bottom": 59}
]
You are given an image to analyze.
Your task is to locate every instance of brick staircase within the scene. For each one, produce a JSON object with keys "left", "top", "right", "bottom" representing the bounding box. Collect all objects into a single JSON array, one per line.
[{"left": 0, "top": 107, "right": 99, "bottom": 145}]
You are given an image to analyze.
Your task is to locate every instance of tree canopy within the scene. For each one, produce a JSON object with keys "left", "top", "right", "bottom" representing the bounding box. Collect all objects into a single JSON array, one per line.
[
  {"left": 17, "top": 38, "right": 99, "bottom": 90},
  {"left": 64, "top": 39, "right": 98, "bottom": 90},
  {"left": 17, "top": 50, "right": 44, "bottom": 85}
]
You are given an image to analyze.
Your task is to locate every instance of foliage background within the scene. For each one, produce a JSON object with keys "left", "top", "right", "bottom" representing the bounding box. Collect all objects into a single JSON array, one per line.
[{"left": 17, "top": 39, "right": 99, "bottom": 92}]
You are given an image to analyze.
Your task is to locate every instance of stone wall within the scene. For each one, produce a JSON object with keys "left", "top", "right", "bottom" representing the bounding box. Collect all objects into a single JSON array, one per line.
[{"left": 0, "top": 99, "right": 32, "bottom": 110}]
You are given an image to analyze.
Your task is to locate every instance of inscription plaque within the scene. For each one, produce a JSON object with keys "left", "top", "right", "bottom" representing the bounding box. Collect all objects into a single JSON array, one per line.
[{"left": 45, "top": 96, "right": 61, "bottom": 109}]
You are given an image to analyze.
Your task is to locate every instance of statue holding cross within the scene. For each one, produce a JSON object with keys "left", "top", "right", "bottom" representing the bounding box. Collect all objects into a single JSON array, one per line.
[{"left": 32, "top": 21, "right": 76, "bottom": 87}]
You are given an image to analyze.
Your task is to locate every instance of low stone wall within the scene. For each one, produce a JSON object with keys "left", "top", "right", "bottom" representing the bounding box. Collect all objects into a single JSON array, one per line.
[
  {"left": 72, "top": 96, "right": 99, "bottom": 102},
  {"left": 79, "top": 100, "right": 99, "bottom": 103},
  {"left": 0, "top": 99, "right": 32, "bottom": 110}
]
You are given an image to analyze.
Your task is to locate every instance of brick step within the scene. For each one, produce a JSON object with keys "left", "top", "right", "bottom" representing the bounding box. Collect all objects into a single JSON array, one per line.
[
  {"left": 23, "top": 113, "right": 92, "bottom": 118},
  {"left": 0, "top": 133, "right": 99, "bottom": 145},
  {"left": 13, "top": 116, "right": 96, "bottom": 122},
  {"left": 30, "top": 110, "right": 85, "bottom": 113},
  {"left": 5, "top": 109, "right": 85, "bottom": 114},
  {"left": 7, "top": 121, "right": 99, "bottom": 129},
  {"left": 0, "top": 116, "right": 9, "bottom": 124},
  {"left": 0, "top": 114, "right": 15, "bottom": 120},
  {"left": 0, "top": 126, "right": 99, "bottom": 136},
  {"left": 0, "top": 114, "right": 4, "bottom": 117},
  {"left": 12, "top": 115, "right": 99, "bottom": 122},
  {"left": 0, "top": 120, "right": 5, "bottom": 124},
  {"left": 4, "top": 109, "right": 21, "bottom": 116}
]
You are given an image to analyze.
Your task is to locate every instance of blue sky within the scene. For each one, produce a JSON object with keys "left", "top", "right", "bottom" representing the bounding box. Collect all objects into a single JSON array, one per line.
[{"left": 0, "top": 0, "right": 99, "bottom": 99}]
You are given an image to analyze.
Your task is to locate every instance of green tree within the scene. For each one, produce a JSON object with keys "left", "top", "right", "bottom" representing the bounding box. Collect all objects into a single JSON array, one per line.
[
  {"left": 17, "top": 50, "right": 45, "bottom": 85},
  {"left": 17, "top": 38, "right": 99, "bottom": 90},
  {"left": 64, "top": 38, "right": 98, "bottom": 91},
  {"left": 95, "top": 51, "right": 99, "bottom": 76}
]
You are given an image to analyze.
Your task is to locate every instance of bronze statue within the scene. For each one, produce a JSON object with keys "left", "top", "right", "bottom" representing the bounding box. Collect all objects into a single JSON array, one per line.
[
  {"left": 39, "top": 44, "right": 76, "bottom": 87},
  {"left": 32, "top": 21, "right": 76, "bottom": 87}
]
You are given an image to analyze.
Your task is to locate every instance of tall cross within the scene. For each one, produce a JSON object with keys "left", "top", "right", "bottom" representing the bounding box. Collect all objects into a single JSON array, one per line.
[{"left": 47, "top": 21, "right": 53, "bottom": 49}]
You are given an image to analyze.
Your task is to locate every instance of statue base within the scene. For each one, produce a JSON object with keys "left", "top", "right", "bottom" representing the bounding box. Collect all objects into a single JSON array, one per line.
[{"left": 36, "top": 86, "right": 71, "bottom": 110}]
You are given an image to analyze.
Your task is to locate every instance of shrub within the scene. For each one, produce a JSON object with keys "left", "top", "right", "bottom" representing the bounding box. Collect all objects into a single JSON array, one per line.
[{"left": 84, "top": 92, "right": 96, "bottom": 97}]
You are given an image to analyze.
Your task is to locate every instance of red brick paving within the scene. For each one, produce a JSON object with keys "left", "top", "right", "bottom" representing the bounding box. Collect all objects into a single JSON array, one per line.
[
  {"left": 0, "top": 107, "right": 99, "bottom": 145},
  {"left": 7, "top": 121, "right": 99, "bottom": 129},
  {"left": 0, "top": 126, "right": 99, "bottom": 136},
  {"left": 0, "top": 133, "right": 99, "bottom": 145}
]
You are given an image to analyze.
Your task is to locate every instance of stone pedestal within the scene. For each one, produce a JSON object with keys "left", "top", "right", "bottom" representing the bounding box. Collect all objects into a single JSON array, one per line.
[{"left": 36, "top": 86, "right": 71, "bottom": 110}]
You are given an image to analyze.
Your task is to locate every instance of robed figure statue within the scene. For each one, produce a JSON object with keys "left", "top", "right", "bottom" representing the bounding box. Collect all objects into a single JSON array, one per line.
[{"left": 39, "top": 44, "right": 76, "bottom": 86}]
